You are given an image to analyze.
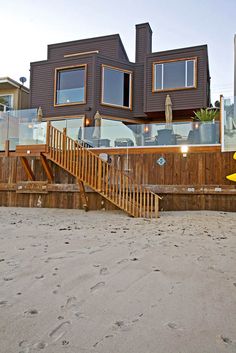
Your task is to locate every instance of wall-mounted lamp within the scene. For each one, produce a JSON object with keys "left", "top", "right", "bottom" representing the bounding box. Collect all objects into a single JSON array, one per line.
[
  {"left": 144, "top": 125, "right": 149, "bottom": 133},
  {"left": 181, "top": 145, "right": 189, "bottom": 158},
  {"left": 85, "top": 118, "right": 90, "bottom": 127}
]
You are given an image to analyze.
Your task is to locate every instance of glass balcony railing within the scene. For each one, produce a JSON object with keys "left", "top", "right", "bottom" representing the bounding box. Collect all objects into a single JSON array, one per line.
[
  {"left": 80, "top": 120, "right": 220, "bottom": 148},
  {"left": 222, "top": 96, "right": 236, "bottom": 152},
  {"left": 0, "top": 109, "right": 47, "bottom": 151},
  {"left": 0, "top": 109, "right": 221, "bottom": 152}
]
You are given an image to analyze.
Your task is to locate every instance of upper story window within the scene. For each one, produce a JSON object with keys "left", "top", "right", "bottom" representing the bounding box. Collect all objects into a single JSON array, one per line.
[
  {"left": 153, "top": 58, "right": 197, "bottom": 92},
  {"left": 101, "top": 65, "right": 132, "bottom": 109},
  {"left": 55, "top": 65, "right": 86, "bottom": 106}
]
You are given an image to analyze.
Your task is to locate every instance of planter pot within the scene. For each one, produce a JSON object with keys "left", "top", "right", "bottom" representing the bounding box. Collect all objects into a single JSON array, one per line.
[{"left": 199, "top": 123, "right": 217, "bottom": 144}]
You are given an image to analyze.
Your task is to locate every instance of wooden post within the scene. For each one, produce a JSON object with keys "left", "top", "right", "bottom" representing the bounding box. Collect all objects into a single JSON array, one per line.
[
  {"left": 4, "top": 140, "right": 9, "bottom": 157},
  {"left": 97, "top": 158, "right": 102, "bottom": 192},
  {"left": 155, "top": 195, "right": 159, "bottom": 218},
  {"left": 220, "top": 94, "right": 223, "bottom": 148},
  {"left": 77, "top": 179, "right": 88, "bottom": 211},
  {"left": 46, "top": 121, "right": 51, "bottom": 153},
  {"left": 63, "top": 128, "right": 67, "bottom": 166},
  {"left": 20, "top": 157, "right": 35, "bottom": 181}
]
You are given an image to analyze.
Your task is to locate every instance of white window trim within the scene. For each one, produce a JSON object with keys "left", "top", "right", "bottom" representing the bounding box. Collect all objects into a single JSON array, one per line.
[{"left": 153, "top": 58, "right": 197, "bottom": 92}]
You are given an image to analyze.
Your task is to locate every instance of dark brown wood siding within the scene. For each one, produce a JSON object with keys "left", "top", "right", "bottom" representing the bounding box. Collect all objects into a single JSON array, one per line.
[
  {"left": 135, "top": 23, "right": 152, "bottom": 63},
  {"left": 47, "top": 35, "right": 128, "bottom": 62},
  {"left": 144, "top": 46, "right": 209, "bottom": 116},
  {"left": 132, "top": 64, "right": 146, "bottom": 117},
  {"left": 30, "top": 55, "right": 96, "bottom": 118}
]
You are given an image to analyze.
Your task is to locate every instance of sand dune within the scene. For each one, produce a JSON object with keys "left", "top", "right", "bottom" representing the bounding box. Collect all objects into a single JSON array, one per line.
[{"left": 0, "top": 207, "right": 236, "bottom": 353}]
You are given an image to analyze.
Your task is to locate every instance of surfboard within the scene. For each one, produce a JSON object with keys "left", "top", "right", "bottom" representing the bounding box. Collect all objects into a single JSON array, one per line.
[{"left": 226, "top": 173, "right": 236, "bottom": 182}]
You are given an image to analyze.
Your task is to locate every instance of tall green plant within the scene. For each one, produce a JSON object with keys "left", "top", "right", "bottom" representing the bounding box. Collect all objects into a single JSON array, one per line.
[{"left": 193, "top": 108, "right": 219, "bottom": 122}]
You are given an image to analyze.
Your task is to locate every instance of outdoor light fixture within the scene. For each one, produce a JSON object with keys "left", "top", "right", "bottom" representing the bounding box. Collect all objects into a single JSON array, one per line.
[
  {"left": 181, "top": 145, "right": 189, "bottom": 157},
  {"left": 85, "top": 118, "right": 90, "bottom": 126},
  {"left": 144, "top": 125, "right": 149, "bottom": 133}
]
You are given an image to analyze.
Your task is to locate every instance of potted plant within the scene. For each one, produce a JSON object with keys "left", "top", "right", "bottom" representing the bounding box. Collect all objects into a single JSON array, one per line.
[{"left": 192, "top": 108, "right": 219, "bottom": 144}]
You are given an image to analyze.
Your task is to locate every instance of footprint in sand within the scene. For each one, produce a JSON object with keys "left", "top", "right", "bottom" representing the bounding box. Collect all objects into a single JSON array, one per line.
[
  {"left": 0, "top": 300, "right": 8, "bottom": 307},
  {"left": 167, "top": 322, "right": 178, "bottom": 329},
  {"left": 19, "top": 339, "right": 47, "bottom": 352},
  {"left": 35, "top": 275, "right": 44, "bottom": 280},
  {"left": 49, "top": 321, "right": 71, "bottom": 342},
  {"left": 24, "top": 309, "right": 39, "bottom": 317},
  {"left": 100, "top": 267, "right": 109, "bottom": 275},
  {"left": 33, "top": 341, "right": 47, "bottom": 350},
  {"left": 90, "top": 282, "right": 105, "bottom": 292},
  {"left": 3, "top": 277, "right": 13, "bottom": 281}
]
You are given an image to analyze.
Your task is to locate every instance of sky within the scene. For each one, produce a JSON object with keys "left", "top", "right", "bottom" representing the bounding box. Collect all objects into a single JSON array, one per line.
[{"left": 1, "top": 0, "right": 235, "bottom": 103}]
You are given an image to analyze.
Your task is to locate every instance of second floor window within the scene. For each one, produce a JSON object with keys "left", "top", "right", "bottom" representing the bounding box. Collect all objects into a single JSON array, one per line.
[
  {"left": 55, "top": 65, "right": 86, "bottom": 105},
  {"left": 153, "top": 58, "right": 196, "bottom": 91},
  {"left": 102, "top": 65, "right": 132, "bottom": 109}
]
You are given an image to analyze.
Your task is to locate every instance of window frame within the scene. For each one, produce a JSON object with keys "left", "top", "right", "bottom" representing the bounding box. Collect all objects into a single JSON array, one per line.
[
  {"left": 0, "top": 93, "right": 14, "bottom": 109},
  {"left": 54, "top": 64, "right": 87, "bottom": 107},
  {"left": 152, "top": 57, "right": 197, "bottom": 93},
  {"left": 101, "top": 64, "right": 133, "bottom": 110}
]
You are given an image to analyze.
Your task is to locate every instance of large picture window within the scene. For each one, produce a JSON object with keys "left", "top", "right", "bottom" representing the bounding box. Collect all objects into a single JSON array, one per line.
[
  {"left": 102, "top": 65, "right": 132, "bottom": 109},
  {"left": 55, "top": 65, "right": 86, "bottom": 105},
  {"left": 153, "top": 58, "right": 196, "bottom": 91}
]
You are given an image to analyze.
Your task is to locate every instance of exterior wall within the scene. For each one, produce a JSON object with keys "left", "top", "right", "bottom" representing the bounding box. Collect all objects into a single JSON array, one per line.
[
  {"left": 47, "top": 35, "right": 128, "bottom": 62},
  {"left": 30, "top": 27, "right": 210, "bottom": 122},
  {"left": 18, "top": 89, "right": 29, "bottom": 109},
  {"left": 144, "top": 46, "right": 209, "bottom": 117},
  {"left": 94, "top": 55, "right": 134, "bottom": 120},
  {"left": 0, "top": 151, "right": 235, "bottom": 212},
  {"left": 30, "top": 53, "right": 142, "bottom": 121},
  {"left": 30, "top": 55, "right": 96, "bottom": 119}
]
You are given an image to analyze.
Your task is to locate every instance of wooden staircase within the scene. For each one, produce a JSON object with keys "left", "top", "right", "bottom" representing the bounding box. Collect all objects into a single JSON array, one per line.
[{"left": 45, "top": 124, "right": 161, "bottom": 218}]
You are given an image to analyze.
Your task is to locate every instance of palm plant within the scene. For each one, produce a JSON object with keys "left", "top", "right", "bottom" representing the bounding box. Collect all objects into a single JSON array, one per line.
[{"left": 193, "top": 108, "right": 219, "bottom": 122}]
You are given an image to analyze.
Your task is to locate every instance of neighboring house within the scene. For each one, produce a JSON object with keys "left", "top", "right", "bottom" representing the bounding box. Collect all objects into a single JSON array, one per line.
[
  {"left": 0, "top": 77, "right": 29, "bottom": 111},
  {"left": 30, "top": 22, "right": 210, "bottom": 123}
]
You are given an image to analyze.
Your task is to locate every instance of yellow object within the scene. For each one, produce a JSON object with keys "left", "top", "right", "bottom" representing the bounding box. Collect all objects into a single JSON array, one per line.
[
  {"left": 226, "top": 173, "right": 236, "bottom": 182},
  {"left": 226, "top": 152, "right": 236, "bottom": 182}
]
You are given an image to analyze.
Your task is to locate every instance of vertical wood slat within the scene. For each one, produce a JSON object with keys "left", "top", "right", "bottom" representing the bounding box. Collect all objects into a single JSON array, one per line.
[{"left": 147, "top": 191, "right": 150, "bottom": 218}]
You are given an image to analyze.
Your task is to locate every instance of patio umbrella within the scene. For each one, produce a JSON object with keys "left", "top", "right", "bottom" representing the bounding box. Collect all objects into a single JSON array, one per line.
[
  {"left": 165, "top": 95, "right": 173, "bottom": 129},
  {"left": 92, "top": 110, "right": 102, "bottom": 139},
  {"left": 78, "top": 126, "right": 82, "bottom": 140},
  {"left": 37, "top": 106, "right": 43, "bottom": 122}
]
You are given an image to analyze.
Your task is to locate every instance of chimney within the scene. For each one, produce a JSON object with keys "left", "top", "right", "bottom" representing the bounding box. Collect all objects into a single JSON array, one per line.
[{"left": 135, "top": 23, "right": 152, "bottom": 63}]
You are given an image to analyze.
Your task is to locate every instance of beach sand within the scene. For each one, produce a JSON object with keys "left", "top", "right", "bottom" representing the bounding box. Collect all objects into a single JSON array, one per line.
[{"left": 0, "top": 207, "right": 236, "bottom": 353}]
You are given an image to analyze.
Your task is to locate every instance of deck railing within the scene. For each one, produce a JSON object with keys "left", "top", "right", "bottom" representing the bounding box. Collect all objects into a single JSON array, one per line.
[{"left": 47, "top": 123, "right": 160, "bottom": 218}]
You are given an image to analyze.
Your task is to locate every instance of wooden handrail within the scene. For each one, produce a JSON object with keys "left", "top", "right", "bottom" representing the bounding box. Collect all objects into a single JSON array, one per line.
[{"left": 46, "top": 123, "right": 160, "bottom": 218}]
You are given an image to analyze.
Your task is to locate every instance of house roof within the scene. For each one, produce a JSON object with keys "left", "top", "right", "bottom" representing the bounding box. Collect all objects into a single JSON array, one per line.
[{"left": 0, "top": 77, "right": 29, "bottom": 93}]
